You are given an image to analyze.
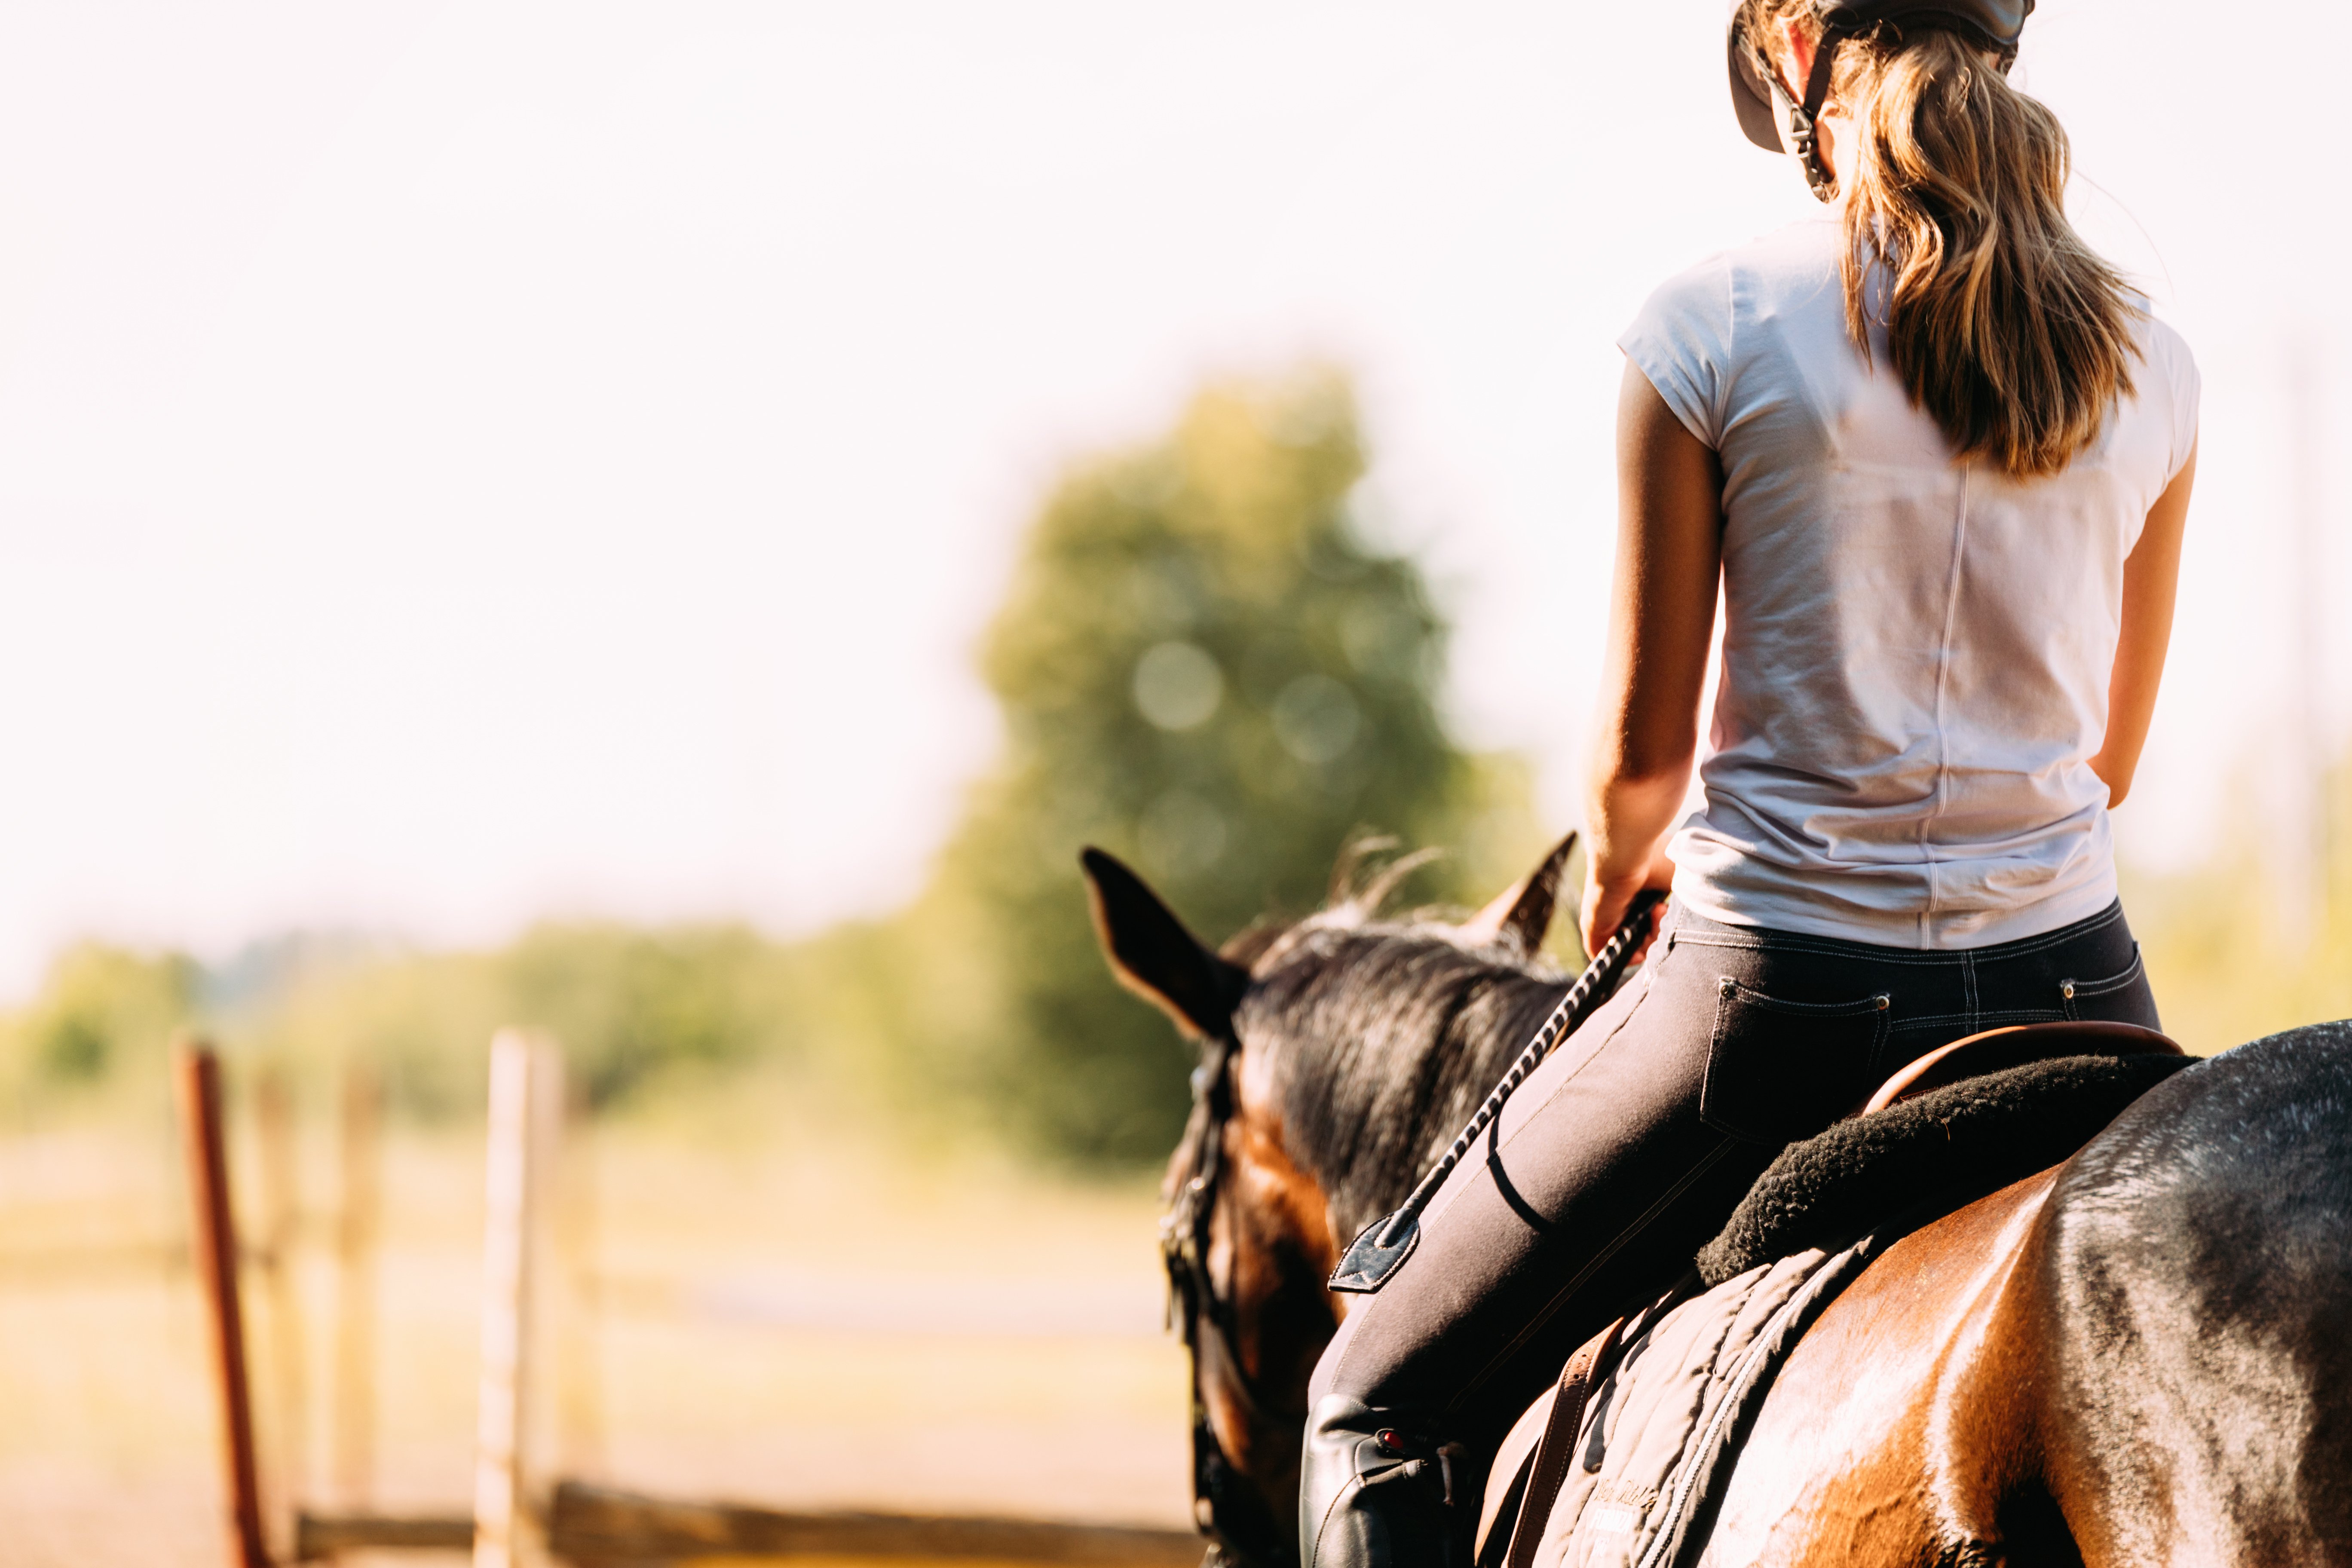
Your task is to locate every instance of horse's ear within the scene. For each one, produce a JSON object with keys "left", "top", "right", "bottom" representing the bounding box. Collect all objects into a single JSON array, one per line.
[
  {"left": 1458, "top": 831, "right": 1579, "bottom": 956},
  {"left": 1081, "top": 847, "right": 1250, "bottom": 1041}
]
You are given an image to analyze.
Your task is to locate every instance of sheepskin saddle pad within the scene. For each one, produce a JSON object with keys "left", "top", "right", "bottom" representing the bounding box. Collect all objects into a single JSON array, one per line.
[{"left": 1484, "top": 1050, "right": 2193, "bottom": 1568}]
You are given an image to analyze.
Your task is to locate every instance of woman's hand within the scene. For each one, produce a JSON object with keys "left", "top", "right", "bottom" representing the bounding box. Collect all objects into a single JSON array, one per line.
[
  {"left": 1578, "top": 359, "right": 1724, "bottom": 960},
  {"left": 1579, "top": 843, "right": 1675, "bottom": 962}
]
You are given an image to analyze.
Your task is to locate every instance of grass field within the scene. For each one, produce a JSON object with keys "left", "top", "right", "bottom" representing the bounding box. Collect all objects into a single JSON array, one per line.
[{"left": 0, "top": 1079, "right": 1192, "bottom": 1568}]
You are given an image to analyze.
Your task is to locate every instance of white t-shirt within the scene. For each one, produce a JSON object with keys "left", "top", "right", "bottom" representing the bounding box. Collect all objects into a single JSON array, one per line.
[{"left": 1618, "top": 215, "right": 2199, "bottom": 950}]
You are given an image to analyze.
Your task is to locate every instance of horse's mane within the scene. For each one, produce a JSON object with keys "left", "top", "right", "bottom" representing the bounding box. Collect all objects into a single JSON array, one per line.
[{"left": 1229, "top": 860, "right": 1570, "bottom": 1245}]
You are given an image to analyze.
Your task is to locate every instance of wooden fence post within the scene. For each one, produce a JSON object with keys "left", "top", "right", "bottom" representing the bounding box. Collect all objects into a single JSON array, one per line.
[
  {"left": 256, "top": 1066, "right": 308, "bottom": 1524},
  {"left": 175, "top": 1040, "right": 273, "bottom": 1568},
  {"left": 557, "top": 1075, "right": 604, "bottom": 1475},
  {"left": 334, "top": 1061, "right": 382, "bottom": 1507},
  {"left": 474, "top": 1030, "right": 563, "bottom": 1568}
]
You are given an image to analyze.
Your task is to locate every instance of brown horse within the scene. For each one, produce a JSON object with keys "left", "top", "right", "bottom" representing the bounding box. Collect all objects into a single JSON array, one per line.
[
  {"left": 1685, "top": 1021, "right": 2352, "bottom": 1565},
  {"left": 1086, "top": 844, "right": 2352, "bottom": 1566},
  {"left": 1084, "top": 835, "right": 1594, "bottom": 1568}
]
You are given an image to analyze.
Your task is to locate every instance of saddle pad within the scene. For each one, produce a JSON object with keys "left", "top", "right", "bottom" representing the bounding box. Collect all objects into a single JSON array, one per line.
[
  {"left": 1529, "top": 1234, "right": 1885, "bottom": 1568},
  {"left": 1695, "top": 1051, "right": 2191, "bottom": 1287}
]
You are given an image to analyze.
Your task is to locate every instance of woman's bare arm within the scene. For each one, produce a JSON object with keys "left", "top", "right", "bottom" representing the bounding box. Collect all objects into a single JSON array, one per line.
[
  {"left": 1579, "top": 360, "right": 1725, "bottom": 954},
  {"left": 2089, "top": 441, "right": 2196, "bottom": 807}
]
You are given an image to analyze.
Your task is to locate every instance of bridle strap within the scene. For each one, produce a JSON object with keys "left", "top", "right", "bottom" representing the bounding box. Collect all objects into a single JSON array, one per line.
[{"left": 1162, "top": 1030, "right": 1292, "bottom": 1564}]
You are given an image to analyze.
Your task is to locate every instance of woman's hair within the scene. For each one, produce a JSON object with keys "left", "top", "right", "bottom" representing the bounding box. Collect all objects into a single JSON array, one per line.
[{"left": 1738, "top": 2, "right": 2140, "bottom": 478}]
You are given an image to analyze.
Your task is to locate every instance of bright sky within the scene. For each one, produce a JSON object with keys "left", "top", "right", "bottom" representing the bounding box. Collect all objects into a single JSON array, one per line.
[{"left": 0, "top": 0, "right": 2341, "bottom": 995}]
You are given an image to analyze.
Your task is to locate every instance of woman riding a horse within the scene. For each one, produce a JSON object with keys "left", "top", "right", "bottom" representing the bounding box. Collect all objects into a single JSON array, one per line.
[{"left": 1302, "top": 3, "right": 2200, "bottom": 1564}]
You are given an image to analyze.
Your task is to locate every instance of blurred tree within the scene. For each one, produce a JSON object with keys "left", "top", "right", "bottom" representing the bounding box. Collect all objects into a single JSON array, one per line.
[
  {"left": 928, "top": 370, "right": 1533, "bottom": 1164},
  {"left": 501, "top": 923, "right": 777, "bottom": 1108},
  {"left": 2122, "top": 753, "right": 2352, "bottom": 1056},
  {"left": 0, "top": 943, "right": 199, "bottom": 1109},
  {"left": 237, "top": 923, "right": 799, "bottom": 1118}
]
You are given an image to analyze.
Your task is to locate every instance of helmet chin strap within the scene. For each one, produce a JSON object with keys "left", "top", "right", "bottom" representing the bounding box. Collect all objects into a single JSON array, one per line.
[
  {"left": 1770, "top": 21, "right": 2022, "bottom": 204},
  {"left": 1774, "top": 27, "right": 1847, "bottom": 202}
]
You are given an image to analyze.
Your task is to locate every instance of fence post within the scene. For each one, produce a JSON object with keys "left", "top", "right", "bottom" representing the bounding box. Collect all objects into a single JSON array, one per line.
[
  {"left": 175, "top": 1040, "right": 273, "bottom": 1568},
  {"left": 557, "top": 1074, "right": 604, "bottom": 1474},
  {"left": 256, "top": 1066, "right": 308, "bottom": 1528},
  {"left": 334, "top": 1061, "right": 382, "bottom": 1507},
  {"left": 474, "top": 1030, "right": 564, "bottom": 1568},
  {"left": 334, "top": 1067, "right": 383, "bottom": 1504}
]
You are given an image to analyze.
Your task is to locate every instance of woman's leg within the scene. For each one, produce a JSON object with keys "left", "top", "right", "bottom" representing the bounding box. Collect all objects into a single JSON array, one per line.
[{"left": 1298, "top": 931, "right": 1781, "bottom": 1568}]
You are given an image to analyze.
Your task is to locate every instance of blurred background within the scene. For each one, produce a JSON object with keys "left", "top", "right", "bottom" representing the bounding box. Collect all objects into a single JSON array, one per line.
[{"left": 3, "top": 1, "right": 2347, "bottom": 1563}]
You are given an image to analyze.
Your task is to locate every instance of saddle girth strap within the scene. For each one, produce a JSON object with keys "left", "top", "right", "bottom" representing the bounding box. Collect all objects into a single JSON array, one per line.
[{"left": 1504, "top": 1315, "right": 1626, "bottom": 1568}]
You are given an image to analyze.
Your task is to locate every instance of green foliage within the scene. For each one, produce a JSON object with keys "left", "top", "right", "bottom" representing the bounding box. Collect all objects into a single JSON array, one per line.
[
  {"left": 925, "top": 372, "right": 1532, "bottom": 1164},
  {"left": 238, "top": 924, "right": 810, "bottom": 1118},
  {"left": 501, "top": 924, "right": 781, "bottom": 1108},
  {"left": 0, "top": 943, "right": 198, "bottom": 1109}
]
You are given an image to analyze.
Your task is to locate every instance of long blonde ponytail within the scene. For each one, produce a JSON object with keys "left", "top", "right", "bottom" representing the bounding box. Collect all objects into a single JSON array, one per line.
[{"left": 1740, "top": 6, "right": 2139, "bottom": 479}]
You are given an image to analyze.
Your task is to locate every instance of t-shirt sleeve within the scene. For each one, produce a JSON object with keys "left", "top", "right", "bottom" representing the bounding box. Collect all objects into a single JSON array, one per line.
[
  {"left": 2150, "top": 317, "right": 2201, "bottom": 484},
  {"left": 1617, "top": 256, "right": 1736, "bottom": 450}
]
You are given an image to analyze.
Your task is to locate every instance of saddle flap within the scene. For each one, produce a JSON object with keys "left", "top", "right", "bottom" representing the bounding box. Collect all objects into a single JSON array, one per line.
[
  {"left": 1496, "top": 1239, "right": 1883, "bottom": 1568},
  {"left": 1860, "top": 1020, "right": 2181, "bottom": 1117}
]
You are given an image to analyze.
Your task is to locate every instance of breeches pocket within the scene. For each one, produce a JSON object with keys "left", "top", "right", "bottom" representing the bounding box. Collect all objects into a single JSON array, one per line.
[
  {"left": 1700, "top": 979, "right": 1890, "bottom": 1145},
  {"left": 2060, "top": 943, "right": 2152, "bottom": 1025}
]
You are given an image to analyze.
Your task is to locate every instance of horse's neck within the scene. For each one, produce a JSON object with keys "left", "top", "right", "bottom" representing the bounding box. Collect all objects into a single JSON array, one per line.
[
  {"left": 1329, "top": 964, "right": 1574, "bottom": 1232},
  {"left": 1479, "top": 968, "right": 1579, "bottom": 1077}
]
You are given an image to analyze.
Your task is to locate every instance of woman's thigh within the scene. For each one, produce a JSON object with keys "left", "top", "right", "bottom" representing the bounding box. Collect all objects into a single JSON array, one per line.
[
  {"left": 1309, "top": 917, "right": 1954, "bottom": 1445},
  {"left": 1311, "top": 932, "right": 1770, "bottom": 1446}
]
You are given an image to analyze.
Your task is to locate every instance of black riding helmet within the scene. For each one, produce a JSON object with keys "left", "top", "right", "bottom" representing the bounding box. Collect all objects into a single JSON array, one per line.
[{"left": 1727, "top": 0, "right": 2033, "bottom": 198}]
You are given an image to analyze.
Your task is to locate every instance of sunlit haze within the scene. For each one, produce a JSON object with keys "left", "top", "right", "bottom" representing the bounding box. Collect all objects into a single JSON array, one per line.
[{"left": 0, "top": 0, "right": 2340, "bottom": 995}]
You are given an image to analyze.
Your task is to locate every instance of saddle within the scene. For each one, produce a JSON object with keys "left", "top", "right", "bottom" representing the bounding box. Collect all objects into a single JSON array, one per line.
[
  {"left": 1859, "top": 1019, "right": 2179, "bottom": 1114},
  {"left": 1478, "top": 1021, "right": 2188, "bottom": 1568}
]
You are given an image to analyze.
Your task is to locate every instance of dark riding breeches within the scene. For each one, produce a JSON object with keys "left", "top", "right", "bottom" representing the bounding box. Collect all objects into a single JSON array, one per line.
[{"left": 1299, "top": 899, "right": 2158, "bottom": 1568}]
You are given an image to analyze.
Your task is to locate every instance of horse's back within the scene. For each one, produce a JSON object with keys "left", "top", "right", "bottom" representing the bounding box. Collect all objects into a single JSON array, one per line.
[{"left": 1709, "top": 1024, "right": 2352, "bottom": 1567}]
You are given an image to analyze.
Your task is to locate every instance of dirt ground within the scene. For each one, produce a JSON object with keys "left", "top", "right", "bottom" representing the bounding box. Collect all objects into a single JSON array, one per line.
[{"left": 0, "top": 1096, "right": 1192, "bottom": 1568}]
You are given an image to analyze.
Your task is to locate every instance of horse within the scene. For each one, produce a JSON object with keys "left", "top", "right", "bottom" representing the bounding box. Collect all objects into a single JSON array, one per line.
[
  {"left": 1084, "top": 842, "right": 2352, "bottom": 1566},
  {"left": 1084, "top": 833, "right": 1594, "bottom": 1568}
]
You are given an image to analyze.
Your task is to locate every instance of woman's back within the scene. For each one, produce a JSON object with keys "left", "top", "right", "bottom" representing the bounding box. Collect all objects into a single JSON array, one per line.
[{"left": 1623, "top": 215, "right": 2199, "bottom": 949}]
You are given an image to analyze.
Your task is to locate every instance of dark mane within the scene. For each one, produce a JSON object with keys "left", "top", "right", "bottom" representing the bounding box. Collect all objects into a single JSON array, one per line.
[{"left": 1235, "top": 914, "right": 1567, "bottom": 1244}]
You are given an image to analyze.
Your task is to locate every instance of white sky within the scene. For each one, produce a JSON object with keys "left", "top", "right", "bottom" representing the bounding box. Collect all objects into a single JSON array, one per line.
[{"left": 0, "top": 0, "right": 2341, "bottom": 995}]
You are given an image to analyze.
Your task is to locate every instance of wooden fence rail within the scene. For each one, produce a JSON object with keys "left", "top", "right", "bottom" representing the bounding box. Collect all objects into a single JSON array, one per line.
[{"left": 296, "top": 1485, "right": 1203, "bottom": 1566}]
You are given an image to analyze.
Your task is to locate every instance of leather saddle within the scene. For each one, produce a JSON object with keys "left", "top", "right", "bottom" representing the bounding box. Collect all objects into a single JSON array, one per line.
[{"left": 1858, "top": 1019, "right": 2183, "bottom": 1116}]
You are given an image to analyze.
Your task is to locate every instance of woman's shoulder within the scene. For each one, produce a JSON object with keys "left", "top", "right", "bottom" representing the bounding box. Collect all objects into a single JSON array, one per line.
[
  {"left": 2126, "top": 298, "right": 2194, "bottom": 367},
  {"left": 1632, "top": 218, "right": 1842, "bottom": 338},
  {"left": 1622, "top": 219, "right": 1846, "bottom": 448},
  {"left": 2123, "top": 302, "right": 2200, "bottom": 460},
  {"left": 2135, "top": 306, "right": 2201, "bottom": 479}
]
